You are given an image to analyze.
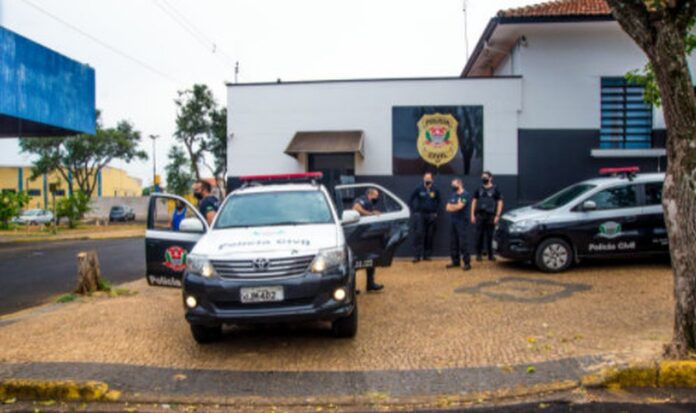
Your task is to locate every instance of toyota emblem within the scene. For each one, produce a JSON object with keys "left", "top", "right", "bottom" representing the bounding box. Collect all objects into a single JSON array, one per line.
[{"left": 252, "top": 258, "right": 270, "bottom": 271}]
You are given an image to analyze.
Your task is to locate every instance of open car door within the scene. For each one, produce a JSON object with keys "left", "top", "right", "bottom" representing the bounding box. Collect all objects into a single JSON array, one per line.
[
  {"left": 334, "top": 183, "right": 410, "bottom": 269},
  {"left": 145, "top": 194, "right": 208, "bottom": 287}
]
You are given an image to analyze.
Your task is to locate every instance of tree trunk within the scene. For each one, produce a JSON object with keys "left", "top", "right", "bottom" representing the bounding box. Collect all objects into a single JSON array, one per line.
[
  {"left": 606, "top": 1, "right": 696, "bottom": 357},
  {"left": 75, "top": 250, "right": 102, "bottom": 294},
  {"left": 650, "top": 30, "right": 696, "bottom": 358}
]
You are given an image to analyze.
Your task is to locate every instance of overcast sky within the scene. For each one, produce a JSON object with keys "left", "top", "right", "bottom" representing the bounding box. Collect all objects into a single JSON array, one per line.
[{"left": 0, "top": 0, "right": 538, "bottom": 185}]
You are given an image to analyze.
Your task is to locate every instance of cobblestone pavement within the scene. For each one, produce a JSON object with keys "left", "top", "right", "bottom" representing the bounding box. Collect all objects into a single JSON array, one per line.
[{"left": 0, "top": 259, "right": 673, "bottom": 372}]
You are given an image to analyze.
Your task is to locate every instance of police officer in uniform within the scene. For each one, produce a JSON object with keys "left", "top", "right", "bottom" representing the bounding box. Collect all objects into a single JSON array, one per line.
[
  {"left": 352, "top": 188, "right": 383, "bottom": 291},
  {"left": 470, "top": 171, "right": 503, "bottom": 261},
  {"left": 446, "top": 178, "right": 472, "bottom": 271},
  {"left": 409, "top": 171, "right": 441, "bottom": 263},
  {"left": 193, "top": 180, "right": 219, "bottom": 225}
]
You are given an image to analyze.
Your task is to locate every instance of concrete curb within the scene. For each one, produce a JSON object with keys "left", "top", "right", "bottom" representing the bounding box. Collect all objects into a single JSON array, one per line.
[
  {"left": 582, "top": 360, "right": 696, "bottom": 389},
  {"left": 0, "top": 379, "right": 120, "bottom": 402}
]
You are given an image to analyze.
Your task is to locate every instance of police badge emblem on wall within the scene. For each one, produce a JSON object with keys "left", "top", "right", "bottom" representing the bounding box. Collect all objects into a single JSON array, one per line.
[{"left": 416, "top": 113, "right": 460, "bottom": 167}]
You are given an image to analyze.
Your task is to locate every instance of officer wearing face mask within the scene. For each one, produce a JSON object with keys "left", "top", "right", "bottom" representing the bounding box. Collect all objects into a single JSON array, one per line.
[
  {"left": 353, "top": 188, "right": 384, "bottom": 291},
  {"left": 446, "top": 178, "right": 472, "bottom": 271},
  {"left": 409, "top": 171, "right": 441, "bottom": 263},
  {"left": 470, "top": 171, "right": 503, "bottom": 261},
  {"left": 193, "top": 179, "right": 219, "bottom": 226}
]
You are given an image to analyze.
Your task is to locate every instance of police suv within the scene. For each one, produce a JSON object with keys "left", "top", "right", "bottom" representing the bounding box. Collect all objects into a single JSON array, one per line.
[
  {"left": 145, "top": 173, "right": 409, "bottom": 343},
  {"left": 494, "top": 167, "right": 668, "bottom": 272}
]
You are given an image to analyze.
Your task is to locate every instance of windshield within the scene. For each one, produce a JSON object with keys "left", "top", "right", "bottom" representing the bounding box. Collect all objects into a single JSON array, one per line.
[
  {"left": 23, "top": 209, "right": 40, "bottom": 216},
  {"left": 111, "top": 206, "right": 123, "bottom": 212},
  {"left": 214, "top": 190, "right": 334, "bottom": 229},
  {"left": 533, "top": 183, "right": 596, "bottom": 210}
]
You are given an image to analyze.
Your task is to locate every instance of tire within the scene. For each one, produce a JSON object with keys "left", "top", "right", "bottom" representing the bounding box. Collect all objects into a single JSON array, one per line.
[
  {"left": 190, "top": 324, "right": 222, "bottom": 344},
  {"left": 535, "top": 237, "right": 574, "bottom": 273},
  {"left": 331, "top": 304, "right": 358, "bottom": 338}
]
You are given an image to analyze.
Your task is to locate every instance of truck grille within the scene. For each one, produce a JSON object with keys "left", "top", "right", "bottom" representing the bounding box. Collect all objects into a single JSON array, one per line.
[{"left": 211, "top": 255, "right": 315, "bottom": 279}]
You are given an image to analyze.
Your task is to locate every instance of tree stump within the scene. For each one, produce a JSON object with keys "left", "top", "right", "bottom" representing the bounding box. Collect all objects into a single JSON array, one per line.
[{"left": 75, "top": 250, "right": 102, "bottom": 294}]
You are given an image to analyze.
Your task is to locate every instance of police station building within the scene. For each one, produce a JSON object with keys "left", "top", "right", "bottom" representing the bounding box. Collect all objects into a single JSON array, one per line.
[{"left": 225, "top": 0, "right": 695, "bottom": 255}]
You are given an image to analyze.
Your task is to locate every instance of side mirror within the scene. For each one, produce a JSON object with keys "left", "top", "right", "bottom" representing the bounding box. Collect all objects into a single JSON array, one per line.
[
  {"left": 341, "top": 210, "right": 360, "bottom": 225},
  {"left": 582, "top": 200, "right": 597, "bottom": 211},
  {"left": 179, "top": 217, "right": 205, "bottom": 233}
]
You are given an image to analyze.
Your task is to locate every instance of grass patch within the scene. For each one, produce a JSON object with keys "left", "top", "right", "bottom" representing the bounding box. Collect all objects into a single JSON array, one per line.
[
  {"left": 56, "top": 293, "right": 76, "bottom": 303},
  {"left": 109, "top": 288, "right": 137, "bottom": 298},
  {"left": 98, "top": 278, "right": 112, "bottom": 292}
]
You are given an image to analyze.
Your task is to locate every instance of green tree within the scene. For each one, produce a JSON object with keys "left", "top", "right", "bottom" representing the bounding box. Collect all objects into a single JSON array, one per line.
[
  {"left": 174, "top": 84, "right": 228, "bottom": 194},
  {"left": 174, "top": 84, "right": 216, "bottom": 182},
  {"left": 0, "top": 191, "right": 30, "bottom": 229},
  {"left": 608, "top": 0, "right": 696, "bottom": 357},
  {"left": 19, "top": 113, "right": 148, "bottom": 198},
  {"left": 207, "top": 107, "right": 228, "bottom": 195},
  {"left": 56, "top": 191, "right": 91, "bottom": 229},
  {"left": 165, "top": 146, "right": 194, "bottom": 196}
]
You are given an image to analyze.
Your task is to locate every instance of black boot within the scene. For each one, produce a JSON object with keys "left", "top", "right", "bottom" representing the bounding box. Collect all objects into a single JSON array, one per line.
[{"left": 366, "top": 269, "right": 384, "bottom": 292}]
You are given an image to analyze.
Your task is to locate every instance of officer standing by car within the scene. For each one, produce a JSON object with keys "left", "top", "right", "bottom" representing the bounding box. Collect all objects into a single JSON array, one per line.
[
  {"left": 470, "top": 171, "right": 503, "bottom": 261},
  {"left": 409, "top": 171, "right": 441, "bottom": 263},
  {"left": 353, "top": 188, "right": 384, "bottom": 291},
  {"left": 193, "top": 180, "right": 219, "bottom": 225},
  {"left": 446, "top": 178, "right": 472, "bottom": 271}
]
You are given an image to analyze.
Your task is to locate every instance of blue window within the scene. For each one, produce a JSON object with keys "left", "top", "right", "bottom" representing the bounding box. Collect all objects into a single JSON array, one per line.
[{"left": 600, "top": 77, "right": 653, "bottom": 149}]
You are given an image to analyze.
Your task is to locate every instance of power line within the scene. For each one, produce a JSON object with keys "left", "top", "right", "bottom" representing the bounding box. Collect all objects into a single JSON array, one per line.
[
  {"left": 152, "top": 0, "right": 237, "bottom": 71},
  {"left": 19, "top": 0, "right": 178, "bottom": 83}
]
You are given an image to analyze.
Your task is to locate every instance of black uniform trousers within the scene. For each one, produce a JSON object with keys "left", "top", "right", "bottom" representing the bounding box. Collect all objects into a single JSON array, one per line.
[
  {"left": 412, "top": 212, "right": 437, "bottom": 259},
  {"left": 475, "top": 212, "right": 496, "bottom": 258},
  {"left": 450, "top": 220, "right": 471, "bottom": 265}
]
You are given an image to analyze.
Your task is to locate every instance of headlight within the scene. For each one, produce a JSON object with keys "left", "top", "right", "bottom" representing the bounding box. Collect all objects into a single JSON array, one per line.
[
  {"left": 310, "top": 247, "right": 346, "bottom": 273},
  {"left": 186, "top": 254, "right": 216, "bottom": 278},
  {"left": 509, "top": 219, "right": 539, "bottom": 234}
]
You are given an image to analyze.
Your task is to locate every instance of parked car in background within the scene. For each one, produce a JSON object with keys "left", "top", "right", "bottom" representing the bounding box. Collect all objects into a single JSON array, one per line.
[
  {"left": 495, "top": 167, "right": 668, "bottom": 272},
  {"left": 14, "top": 209, "right": 54, "bottom": 225},
  {"left": 109, "top": 205, "right": 136, "bottom": 222}
]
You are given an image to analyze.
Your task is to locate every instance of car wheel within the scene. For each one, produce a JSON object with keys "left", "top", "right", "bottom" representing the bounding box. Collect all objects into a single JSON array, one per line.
[
  {"left": 535, "top": 238, "right": 573, "bottom": 273},
  {"left": 190, "top": 324, "right": 222, "bottom": 344},
  {"left": 331, "top": 304, "right": 358, "bottom": 338}
]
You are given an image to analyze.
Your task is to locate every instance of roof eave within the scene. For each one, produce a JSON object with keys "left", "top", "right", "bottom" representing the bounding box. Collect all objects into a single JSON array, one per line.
[{"left": 461, "top": 14, "right": 614, "bottom": 78}]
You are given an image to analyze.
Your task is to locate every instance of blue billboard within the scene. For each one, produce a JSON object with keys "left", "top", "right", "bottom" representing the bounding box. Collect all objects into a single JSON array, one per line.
[{"left": 0, "top": 26, "right": 96, "bottom": 136}]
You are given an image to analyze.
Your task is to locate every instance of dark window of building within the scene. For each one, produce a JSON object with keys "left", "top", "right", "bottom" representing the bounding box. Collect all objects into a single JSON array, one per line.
[
  {"left": 27, "top": 189, "right": 41, "bottom": 196},
  {"left": 600, "top": 77, "right": 653, "bottom": 149},
  {"left": 645, "top": 182, "right": 663, "bottom": 205},
  {"left": 586, "top": 185, "right": 639, "bottom": 210},
  {"left": 54, "top": 189, "right": 66, "bottom": 196}
]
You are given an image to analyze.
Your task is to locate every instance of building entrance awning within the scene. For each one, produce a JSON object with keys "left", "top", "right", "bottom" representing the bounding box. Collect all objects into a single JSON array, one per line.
[{"left": 284, "top": 130, "right": 364, "bottom": 158}]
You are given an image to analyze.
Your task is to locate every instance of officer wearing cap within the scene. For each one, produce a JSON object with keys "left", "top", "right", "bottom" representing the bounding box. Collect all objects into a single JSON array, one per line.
[
  {"left": 409, "top": 171, "right": 441, "bottom": 263},
  {"left": 470, "top": 171, "right": 504, "bottom": 261},
  {"left": 352, "top": 188, "right": 384, "bottom": 291},
  {"left": 446, "top": 177, "right": 472, "bottom": 271}
]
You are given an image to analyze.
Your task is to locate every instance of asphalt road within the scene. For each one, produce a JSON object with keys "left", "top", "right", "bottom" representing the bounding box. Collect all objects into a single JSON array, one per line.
[{"left": 0, "top": 238, "right": 145, "bottom": 315}]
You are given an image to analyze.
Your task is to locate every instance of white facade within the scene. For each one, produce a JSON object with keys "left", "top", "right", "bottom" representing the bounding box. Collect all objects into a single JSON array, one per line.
[
  {"left": 227, "top": 78, "right": 522, "bottom": 176},
  {"left": 494, "top": 21, "right": 696, "bottom": 130}
]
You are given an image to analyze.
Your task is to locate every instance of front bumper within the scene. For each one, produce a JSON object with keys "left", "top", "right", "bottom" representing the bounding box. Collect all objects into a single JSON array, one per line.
[
  {"left": 183, "top": 269, "right": 355, "bottom": 326},
  {"left": 494, "top": 224, "right": 537, "bottom": 261}
]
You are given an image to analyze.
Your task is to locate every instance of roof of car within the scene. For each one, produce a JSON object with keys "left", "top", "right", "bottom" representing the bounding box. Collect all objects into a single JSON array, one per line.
[
  {"left": 581, "top": 172, "right": 664, "bottom": 187},
  {"left": 232, "top": 183, "right": 324, "bottom": 195}
]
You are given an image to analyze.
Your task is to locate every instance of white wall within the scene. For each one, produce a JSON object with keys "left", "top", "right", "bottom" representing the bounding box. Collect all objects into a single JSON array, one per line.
[
  {"left": 227, "top": 78, "right": 522, "bottom": 176},
  {"left": 509, "top": 21, "right": 696, "bottom": 130}
]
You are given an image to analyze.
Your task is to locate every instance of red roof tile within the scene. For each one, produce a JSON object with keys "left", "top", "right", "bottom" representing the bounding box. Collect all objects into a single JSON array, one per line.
[{"left": 498, "top": 0, "right": 611, "bottom": 18}]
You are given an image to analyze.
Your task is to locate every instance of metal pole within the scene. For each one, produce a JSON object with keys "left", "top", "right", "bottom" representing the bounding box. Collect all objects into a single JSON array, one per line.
[{"left": 149, "top": 134, "right": 159, "bottom": 191}]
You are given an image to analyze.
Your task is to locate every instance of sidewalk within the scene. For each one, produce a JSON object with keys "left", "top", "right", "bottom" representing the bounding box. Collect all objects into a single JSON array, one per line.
[
  {"left": 0, "top": 223, "right": 144, "bottom": 244},
  {"left": 0, "top": 259, "right": 675, "bottom": 407}
]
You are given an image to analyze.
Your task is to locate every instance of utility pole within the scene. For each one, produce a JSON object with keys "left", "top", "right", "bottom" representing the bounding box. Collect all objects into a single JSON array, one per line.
[
  {"left": 462, "top": 0, "right": 469, "bottom": 59},
  {"left": 149, "top": 134, "right": 159, "bottom": 192},
  {"left": 235, "top": 61, "right": 239, "bottom": 84}
]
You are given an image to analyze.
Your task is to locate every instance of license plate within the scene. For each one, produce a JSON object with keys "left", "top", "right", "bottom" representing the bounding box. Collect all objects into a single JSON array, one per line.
[
  {"left": 240, "top": 286, "right": 284, "bottom": 303},
  {"left": 492, "top": 240, "right": 498, "bottom": 251}
]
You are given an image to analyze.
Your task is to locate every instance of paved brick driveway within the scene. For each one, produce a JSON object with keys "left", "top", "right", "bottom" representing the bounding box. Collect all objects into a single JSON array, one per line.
[{"left": 0, "top": 259, "right": 673, "bottom": 371}]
